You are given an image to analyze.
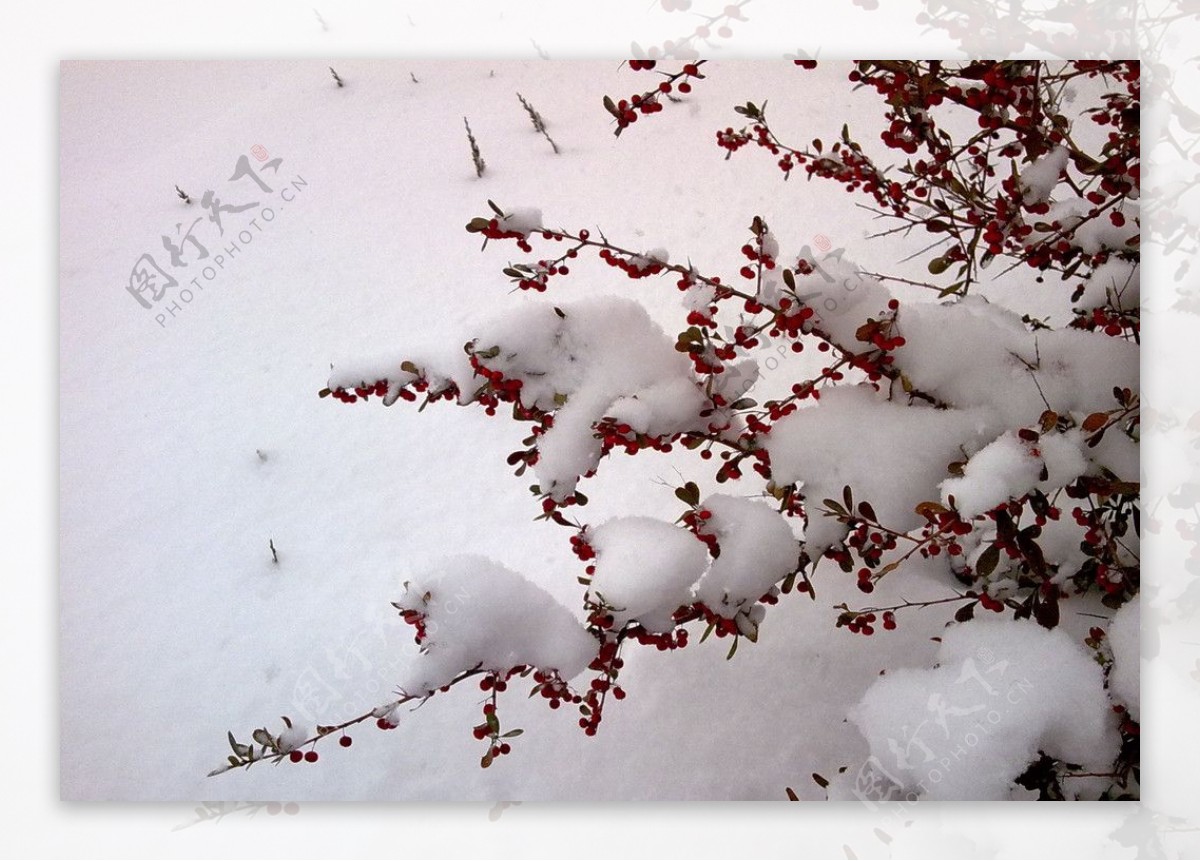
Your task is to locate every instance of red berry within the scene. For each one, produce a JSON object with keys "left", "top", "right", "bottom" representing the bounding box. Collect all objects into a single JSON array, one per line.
[
  {"left": 304, "top": 750, "right": 319, "bottom": 763},
  {"left": 289, "top": 750, "right": 304, "bottom": 763},
  {"left": 339, "top": 736, "right": 353, "bottom": 747}
]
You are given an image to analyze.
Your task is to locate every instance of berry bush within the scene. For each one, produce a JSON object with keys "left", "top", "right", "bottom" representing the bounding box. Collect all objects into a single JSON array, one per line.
[{"left": 214, "top": 60, "right": 1140, "bottom": 801}]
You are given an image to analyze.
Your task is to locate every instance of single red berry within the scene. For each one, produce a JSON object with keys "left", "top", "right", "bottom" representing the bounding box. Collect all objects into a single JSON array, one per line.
[
  {"left": 339, "top": 736, "right": 353, "bottom": 747},
  {"left": 304, "top": 750, "right": 319, "bottom": 763},
  {"left": 289, "top": 750, "right": 304, "bottom": 763}
]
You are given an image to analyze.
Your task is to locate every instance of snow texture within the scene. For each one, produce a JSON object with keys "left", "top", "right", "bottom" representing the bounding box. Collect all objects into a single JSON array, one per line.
[
  {"left": 850, "top": 617, "right": 1120, "bottom": 801},
  {"left": 478, "top": 298, "right": 709, "bottom": 500},
  {"left": 1108, "top": 594, "right": 1140, "bottom": 721},
  {"left": 1020, "top": 145, "right": 1070, "bottom": 204},
  {"left": 941, "top": 429, "right": 1088, "bottom": 518},
  {"left": 589, "top": 517, "right": 709, "bottom": 633},
  {"left": 766, "top": 385, "right": 992, "bottom": 551},
  {"left": 392, "top": 555, "right": 596, "bottom": 695},
  {"left": 694, "top": 494, "right": 801, "bottom": 615}
]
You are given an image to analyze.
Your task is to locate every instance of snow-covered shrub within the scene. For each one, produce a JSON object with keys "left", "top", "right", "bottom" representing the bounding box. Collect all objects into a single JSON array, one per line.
[{"left": 215, "top": 61, "right": 1139, "bottom": 800}]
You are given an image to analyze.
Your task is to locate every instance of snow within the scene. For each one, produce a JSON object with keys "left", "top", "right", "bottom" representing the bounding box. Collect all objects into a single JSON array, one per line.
[
  {"left": 892, "top": 295, "right": 1138, "bottom": 431},
  {"left": 1078, "top": 258, "right": 1140, "bottom": 313},
  {"left": 941, "top": 429, "right": 1088, "bottom": 518},
  {"left": 588, "top": 517, "right": 708, "bottom": 633},
  {"left": 1020, "top": 145, "right": 1070, "bottom": 204},
  {"left": 766, "top": 385, "right": 992, "bottom": 551},
  {"left": 500, "top": 206, "right": 543, "bottom": 237},
  {"left": 392, "top": 555, "right": 596, "bottom": 695},
  {"left": 694, "top": 494, "right": 801, "bottom": 616},
  {"left": 848, "top": 617, "right": 1120, "bottom": 801},
  {"left": 377, "top": 296, "right": 712, "bottom": 501},
  {"left": 1108, "top": 595, "right": 1140, "bottom": 721}
]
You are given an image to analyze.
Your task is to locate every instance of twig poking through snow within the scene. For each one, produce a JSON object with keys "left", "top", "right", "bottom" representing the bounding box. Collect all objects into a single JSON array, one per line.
[
  {"left": 464, "top": 117, "right": 487, "bottom": 177},
  {"left": 517, "top": 93, "right": 560, "bottom": 154}
]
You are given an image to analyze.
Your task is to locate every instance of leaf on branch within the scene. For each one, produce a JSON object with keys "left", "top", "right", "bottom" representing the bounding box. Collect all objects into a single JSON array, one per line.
[
  {"left": 675, "top": 482, "right": 701, "bottom": 507},
  {"left": 976, "top": 543, "right": 1001, "bottom": 578},
  {"left": 928, "top": 255, "right": 951, "bottom": 275},
  {"left": 915, "top": 500, "right": 948, "bottom": 520}
]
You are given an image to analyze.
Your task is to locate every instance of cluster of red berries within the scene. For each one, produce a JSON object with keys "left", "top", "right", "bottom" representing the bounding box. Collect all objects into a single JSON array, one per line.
[
  {"left": 977, "top": 592, "right": 1005, "bottom": 612},
  {"left": 329, "top": 378, "right": 389, "bottom": 404},
  {"left": 477, "top": 218, "right": 534, "bottom": 253},
  {"left": 716, "top": 127, "right": 752, "bottom": 156},
  {"left": 627, "top": 621, "right": 690, "bottom": 651},
  {"left": 1073, "top": 306, "right": 1138, "bottom": 339},
  {"left": 597, "top": 247, "right": 667, "bottom": 279},
  {"left": 569, "top": 531, "right": 596, "bottom": 563},
  {"left": 467, "top": 355, "right": 529, "bottom": 417},
  {"left": 593, "top": 418, "right": 678, "bottom": 459},
  {"left": 287, "top": 749, "right": 320, "bottom": 763},
  {"left": 398, "top": 607, "right": 428, "bottom": 644},
  {"left": 529, "top": 669, "right": 576, "bottom": 710},
  {"left": 471, "top": 702, "right": 515, "bottom": 761},
  {"left": 836, "top": 610, "right": 889, "bottom": 636}
]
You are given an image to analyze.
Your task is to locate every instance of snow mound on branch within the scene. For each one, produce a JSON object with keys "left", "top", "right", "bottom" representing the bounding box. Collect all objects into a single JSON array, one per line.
[
  {"left": 393, "top": 555, "right": 595, "bottom": 696},
  {"left": 500, "top": 206, "right": 543, "bottom": 237},
  {"left": 940, "top": 429, "right": 1088, "bottom": 518},
  {"left": 892, "top": 295, "right": 1138, "bottom": 430},
  {"left": 765, "top": 386, "right": 992, "bottom": 552},
  {"left": 1078, "top": 258, "right": 1139, "bottom": 312},
  {"left": 1107, "top": 595, "right": 1139, "bottom": 721},
  {"left": 476, "top": 297, "right": 708, "bottom": 500},
  {"left": 1020, "top": 146, "right": 1069, "bottom": 204},
  {"left": 695, "top": 494, "right": 800, "bottom": 615},
  {"left": 849, "top": 617, "right": 1119, "bottom": 801},
  {"left": 791, "top": 253, "right": 892, "bottom": 346},
  {"left": 589, "top": 517, "right": 709, "bottom": 633},
  {"left": 1028, "top": 198, "right": 1139, "bottom": 255}
]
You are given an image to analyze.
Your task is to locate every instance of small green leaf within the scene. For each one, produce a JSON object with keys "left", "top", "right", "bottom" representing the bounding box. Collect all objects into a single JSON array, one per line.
[
  {"left": 502, "top": 728, "right": 524, "bottom": 738},
  {"left": 976, "top": 543, "right": 1000, "bottom": 577}
]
